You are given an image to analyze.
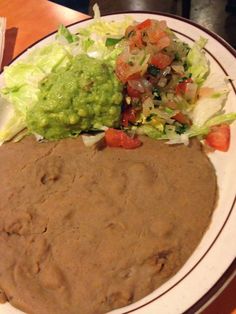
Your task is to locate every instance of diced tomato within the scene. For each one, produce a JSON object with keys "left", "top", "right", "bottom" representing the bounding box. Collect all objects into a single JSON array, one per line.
[
  {"left": 172, "top": 112, "right": 191, "bottom": 125},
  {"left": 156, "top": 36, "right": 171, "bottom": 50},
  {"left": 176, "top": 82, "right": 187, "bottom": 94},
  {"left": 122, "top": 107, "right": 138, "bottom": 127},
  {"left": 121, "top": 134, "right": 142, "bottom": 149},
  {"left": 150, "top": 53, "right": 172, "bottom": 69},
  {"left": 127, "top": 85, "right": 142, "bottom": 98},
  {"left": 205, "top": 124, "right": 230, "bottom": 152},
  {"left": 105, "top": 128, "right": 142, "bottom": 149},
  {"left": 129, "top": 30, "right": 143, "bottom": 49},
  {"left": 115, "top": 57, "right": 129, "bottom": 83},
  {"left": 136, "top": 19, "right": 152, "bottom": 30},
  {"left": 115, "top": 56, "right": 141, "bottom": 83},
  {"left": 175, "top": 78, "right": 193, "bottom": 95},
  {"left": 126, "top": 72, "right": 142, "bottom": 81},
  {"left": 147, "top": 29, "right": 166, "bottom": 44}
]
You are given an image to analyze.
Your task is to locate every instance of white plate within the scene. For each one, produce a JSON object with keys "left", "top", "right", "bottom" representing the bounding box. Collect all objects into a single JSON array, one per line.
[{"left": 0, "top": 12, "right": 236, "bottom": 314}]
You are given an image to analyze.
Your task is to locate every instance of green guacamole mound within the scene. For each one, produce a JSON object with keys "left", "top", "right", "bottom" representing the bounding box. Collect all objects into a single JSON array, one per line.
[{"left": 26, "top": 55, "right": 123, "bottom": 140}]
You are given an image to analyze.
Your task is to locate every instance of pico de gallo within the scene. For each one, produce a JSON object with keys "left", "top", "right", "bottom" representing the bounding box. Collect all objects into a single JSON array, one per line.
[{"left": 109, "top": 18, "right": 235, "bottom": 151}]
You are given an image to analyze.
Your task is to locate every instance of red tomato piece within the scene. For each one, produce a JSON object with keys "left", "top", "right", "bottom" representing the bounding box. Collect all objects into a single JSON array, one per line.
[
  {"left": 115, "top": 56, "right": 141, "bottom": 83},
  {"left": 127, "top": 85, "right": 142, "bottom": 98},
  {"left": 172, "top": 112, "right": 191, "bottom": 125},
  {"left": 105, "top": 128, "right": 122, "bottom": 147},
  {"left": 126, "top": 72, "right": 142, "bottom": 81},
  {"left": 205, "top": 124, "right": 230, "bottom": 152},
  {"left": 176, "top": 82, "right": 187, "bottom": 94},
  {"left": 105, "top": 128, "right": 142, "bottom": 149},
  {"left": 122, "top": 107, "right": 137, "bottom": 127},
  {"left": 156, "top": 36, "right": 171, "bottom": 50},
  {"left": 121, "top": 134, "right": 142, "bottom": 149},
  {"left": 136, "top": 19, "right": 152, "bottom": 30},
  {"left": 150, "top": 52, "right": 172, "bottom": 69},
  {"left": 175, "top": 78, "right": 193, "bottom": 95},
  {"left": 129, "top": 29, "right": 143, "bottom": 49},
  {"left": 115, "top": 57, "right": 129, "bottom": 83},
  {"left": 147, "top": 28, "right": 166, "bottom": 44}
]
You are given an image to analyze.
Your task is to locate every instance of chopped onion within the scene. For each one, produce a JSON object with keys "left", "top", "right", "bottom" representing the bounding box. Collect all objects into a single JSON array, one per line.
[
  {"left": 155, "top": 109, "right": 172, "bottom": 120},
  {"left": 162, "top": 66, "right": 171, "bottom": 76},
  {"left": 128, "top": 79, "right": 145, "bottom": 93},
  {"left": 171, "top": 63, "right": 184, "bottom": 74},
  {"left": 142, "top": 97, "right": 154, "bottom": 115},
  {"left": 100, "top": 126, "right": 109, "bottom": 131},
  {"left": 125, "top": 96, "right": 131, "bottom": 105},
  {"left": 167, "top": 133, "right": 189, "bottom": 145},
  {"left": 158, "top": 77, "right": 168, "bottom": 88},
  {"left": 140, "top": 78, "right": 152, "bottom": 90},
  {"left": 35, "top": 133, "right": 44, "bottom": 141},
  {"left": 33, "top": 133, "right": 48, "bottom": 143},
  {"left": 82, "top": 132, "right": 105, "bottom": 147}
]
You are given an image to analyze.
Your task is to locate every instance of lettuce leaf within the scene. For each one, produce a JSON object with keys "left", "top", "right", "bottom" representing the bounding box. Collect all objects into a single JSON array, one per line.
[
  {"left": 191, "top": 72, "right": 230, "bottom": 127},
  {"left": 187, "top": 37, "right": 209, "bottom": 85},
  {"left": 56, "top": 24, "right": 79, "bottom": 43},
  {"left": 0, "top": 96, "right": 25, "bottom": 145},
  {"left": 76, "top": 6, "right": 133, "bottom": 63},
  {"left": 135, "top": 125, "right": 163, "bottom": 139}
]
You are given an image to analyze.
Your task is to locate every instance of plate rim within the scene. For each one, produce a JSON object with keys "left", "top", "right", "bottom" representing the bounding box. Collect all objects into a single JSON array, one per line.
[{"left": 1, "top": 11, "right": 236, "bottom": 314}]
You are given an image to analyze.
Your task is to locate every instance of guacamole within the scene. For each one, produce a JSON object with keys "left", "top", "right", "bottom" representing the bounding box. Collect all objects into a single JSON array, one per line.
[{"left": 26, "top": 55, "right": 123, "bottom": 140}]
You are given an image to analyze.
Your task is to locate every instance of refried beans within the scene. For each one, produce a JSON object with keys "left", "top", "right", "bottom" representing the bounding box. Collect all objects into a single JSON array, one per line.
[{"left": 0, "top": 136, "right": 217, "bottom": 314}]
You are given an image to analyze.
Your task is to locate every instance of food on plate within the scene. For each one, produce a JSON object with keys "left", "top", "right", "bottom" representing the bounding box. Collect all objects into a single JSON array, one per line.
[
  {"left": 26, "top": 55, "right": 122, "bottom": 140},
  {"left": 0, "top": 7, "right": 233, "bottom": 314},
  {"left": 0, "top": 6, "right": 235, "bottom": 150},
  {"left": 0, "top": 136, "right": 217, "bottom": 314}
]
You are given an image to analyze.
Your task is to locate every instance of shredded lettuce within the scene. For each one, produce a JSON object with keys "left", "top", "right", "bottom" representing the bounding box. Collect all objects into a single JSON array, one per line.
[
  {"left": 105, "top": 37, "right": 124, "bottom": 47},
  {"left": 76, "top": 5, "right": 133, "bottom": 63},
  {"left": 187, "top": 37, "right": 209, "bottom": 85},
  {"left": 135, "top": 125, "right": 163, "bottom": 139},
  {"left": 191, "top": 73, "right": 229, "bottom": 126},
  {"left": 93, "top": 3, "right": 101, "bottom": 20},
  {"left": 0, "top": 42, "right": 72, "bottom": 143},
  {"left": 56, "top": 24, "right": 79, "bottom": 43},
  {"left": 0, "top": 96, "right": 26, "bottom": 145}
]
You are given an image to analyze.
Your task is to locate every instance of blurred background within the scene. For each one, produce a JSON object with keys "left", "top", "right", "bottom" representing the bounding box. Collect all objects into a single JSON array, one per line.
[{"left": 50, "top": 0, "right": 236, "bottom": 48}]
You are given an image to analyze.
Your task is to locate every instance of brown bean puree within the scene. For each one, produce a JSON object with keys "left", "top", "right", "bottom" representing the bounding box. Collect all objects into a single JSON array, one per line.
[{"left": 0, "top": 136, "right": 217, "bottom": 314}]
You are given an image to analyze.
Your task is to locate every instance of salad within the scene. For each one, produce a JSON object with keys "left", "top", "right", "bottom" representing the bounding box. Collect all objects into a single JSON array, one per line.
[{"left": 0, "top": 5, "right": 235, "bottom": 151}]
